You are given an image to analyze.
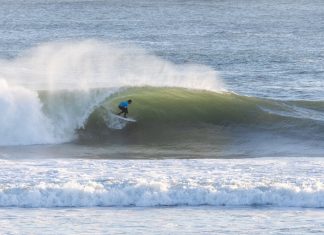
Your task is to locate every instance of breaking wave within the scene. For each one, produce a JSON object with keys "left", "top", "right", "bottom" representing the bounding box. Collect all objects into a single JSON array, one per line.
[
  {"left": 1, "top": 180, "right": 323, "bottom": 208},
  {"left": 1, "top": 40, "right": 324, "bottom": 146},
  {"left": 0, "top": 40, "right": 223, "bottom": 146},
  {"left": 0, "top": 158, "right": 323, "bottom": 208}
]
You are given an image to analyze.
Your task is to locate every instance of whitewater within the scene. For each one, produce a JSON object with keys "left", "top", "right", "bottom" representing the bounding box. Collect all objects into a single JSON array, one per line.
[{"left": 0, "top": 158, "right": 323, "bottom": 208}]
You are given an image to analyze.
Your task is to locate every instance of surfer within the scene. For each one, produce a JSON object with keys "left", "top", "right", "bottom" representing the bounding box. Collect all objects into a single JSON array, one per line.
[{"left": 117, "top": 99, "right": 132, "bottom": 118}]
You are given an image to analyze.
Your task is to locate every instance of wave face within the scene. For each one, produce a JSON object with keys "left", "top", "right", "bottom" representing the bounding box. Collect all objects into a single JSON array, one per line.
[
  {"left": 99, "top": 87, "right": 324, "bottom": 126},
  {"left": 0, "top": 158, "right": 323, "bottom": 208},
  {"left": 0, "top": 40, "right": 223, "bottom": 146}
]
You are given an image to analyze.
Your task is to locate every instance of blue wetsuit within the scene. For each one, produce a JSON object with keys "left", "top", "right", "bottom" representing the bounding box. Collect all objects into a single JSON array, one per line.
[
  {"left": 119, "top": 101, "right": 129, "bottom": 108},
  {"left": 118, "top": 101, "right": 129, "bottom": 117}
]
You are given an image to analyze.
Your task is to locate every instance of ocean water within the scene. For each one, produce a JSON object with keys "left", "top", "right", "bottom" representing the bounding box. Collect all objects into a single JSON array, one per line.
[{"left": 0, "top": 0, "right": 324, "bottom": 234}]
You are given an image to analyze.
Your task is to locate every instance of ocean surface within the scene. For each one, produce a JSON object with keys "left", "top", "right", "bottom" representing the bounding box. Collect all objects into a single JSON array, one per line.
[{"left": 0, "top": 0, "right": 324, "bottom": 234}]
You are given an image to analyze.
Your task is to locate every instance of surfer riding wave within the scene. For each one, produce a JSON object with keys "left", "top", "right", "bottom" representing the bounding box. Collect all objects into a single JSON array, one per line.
[{"left": 117, "top": 99, "right": 132, "bottom": 118}]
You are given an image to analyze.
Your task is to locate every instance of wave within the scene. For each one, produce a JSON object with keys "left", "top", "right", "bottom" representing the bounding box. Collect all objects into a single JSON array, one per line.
[
  {"left": 77, "top": 87, "right": 324, "bottom": 147},
  {"left": 1, "top": 159, "right": 324, "bottom": 208},
  {"left": 1, "top": 180, "right": 323, "bottom": 208},
  {"left": 2, "top": 85, "right": 324, "bottom": 146},
  {"left": 1, "top": 40, "right": 324, "bottom": 147},
  {"left": 0, "top": 40, "right": 223, "bottom": 146}
]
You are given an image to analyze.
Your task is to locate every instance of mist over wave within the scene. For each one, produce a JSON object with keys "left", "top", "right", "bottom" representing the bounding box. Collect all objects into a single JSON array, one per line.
[
  {"left": 0, "top": 40, "right": 223, "bottom": 91},
  {"left": 0, "top": 40, "right": 224, "bottom": 146}
]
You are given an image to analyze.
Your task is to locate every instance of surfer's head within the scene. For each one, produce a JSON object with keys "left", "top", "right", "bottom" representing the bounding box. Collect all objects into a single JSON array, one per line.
[{"left": 128, "top": 99, "right": 132, "bottom": 104}]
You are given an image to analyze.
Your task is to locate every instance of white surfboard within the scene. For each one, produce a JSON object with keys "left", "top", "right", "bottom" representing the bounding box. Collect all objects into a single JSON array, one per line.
[{"left": 111, "top": 113, "right": 136, "bottom": 122}]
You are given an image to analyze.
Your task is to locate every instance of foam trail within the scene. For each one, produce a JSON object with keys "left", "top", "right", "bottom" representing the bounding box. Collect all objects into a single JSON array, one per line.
[
  {"left": 104, "top": 113, "right": 128, "bottom": 129},
  {"left": 0, "top": 40, "right": 224, "bottom": 146}
]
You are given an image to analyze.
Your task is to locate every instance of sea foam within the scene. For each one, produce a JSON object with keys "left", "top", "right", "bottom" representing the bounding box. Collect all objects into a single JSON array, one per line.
[{"left": 0, "top": 158, "right": 323, "bottom": 208}]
